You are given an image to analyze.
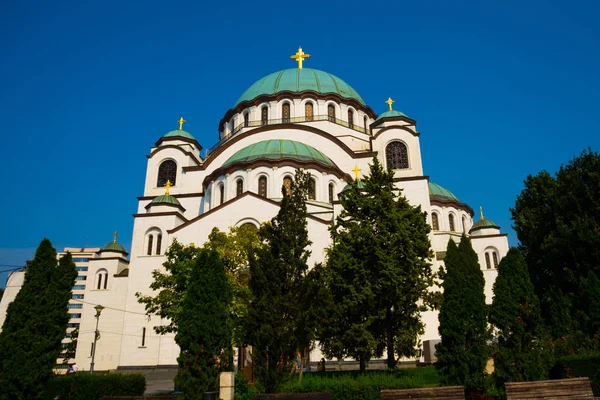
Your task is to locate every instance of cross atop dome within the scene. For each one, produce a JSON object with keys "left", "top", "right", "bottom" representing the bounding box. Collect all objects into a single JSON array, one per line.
[
  {"left": 386, "top": 97, "right": 395, "bottom": 112},
  {"left": 178, "top": 117, "right": 186, "bottom": 131},
  {"left": 290, "top": 47, "right": 311, "bottom": 69}
]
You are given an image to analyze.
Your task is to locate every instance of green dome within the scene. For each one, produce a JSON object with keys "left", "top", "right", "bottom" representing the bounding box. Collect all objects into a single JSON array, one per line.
[
  {"left": 375, "top": 110, "right": 408, "bottom": 121},
  {"left": 103, "top": 242, "right": 127, "bottom": 253},
  {"left": 150, "top": 195, "right": 181, "bottom": 207},
  {"left": 223, "top": 140, "right": 335, "bottom": 168},
  {"left": 163, "top": 129, "right": 196, "bottom": 141},
  {"left": 342, "top": 181, "right": 366, "bottom": 192},
  {"left": 428, "top": 182, "right": 459, "bottom": 202},
  {"left": 235, "top": 68, "right": 365, "bottom": 106},
  {"left": 470, "top": 218, "right": 499, "bottom": 231}
]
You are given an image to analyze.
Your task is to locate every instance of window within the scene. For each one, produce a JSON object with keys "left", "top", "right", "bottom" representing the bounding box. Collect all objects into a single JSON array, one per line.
[
  {"left": 327, "top": 104, "right": 336, "bottom": 122},
  {"left": 142, "top": 327, "right": 146, "bottom": 347},
  {"left": 261, "top": 106, "right": 268, "bottom": 126},
  {"left": 449, "top": 214, "right": 455, "bottom": 232},
  {"left": 69, "top": 313, "right": 82, "bottom": 319},
  {"left": 348, "top": 109, "right": 354, "bottom": 129},
  {"left": 364, "top": 116, "right": 368, "bottom": 133},
  {"left": 236, "top": 178, "right": 243, "bottom": 197},
  {"left": 156, "top": 233, "right": 162, "bottom": 255},
  {"left": 72, "top": 258, "right": 89, "bottom": 263},
  {"left": 385, "top": 141, "right": 409, "bottom": 169},
  {"left": 73, "top": 285, "right": 85, "bottom": 290},
  {"left": 244, "top": 112, "right": 249, "bottom": 127},
  {"left": 72, "top": 294, "right": 84, "bottom": 300},
  {"left": 68, "top": 303, "right": 83, "bottom": 309},
  {"left": 67, "top": 323, "right": 80, "bottom": 329},
  {"left": 462, "top": 216, "right": 467, "bottom": 233},
  {"left": 485, "top": 253, "right": 491, "bottom": 269},
  {"left": 282, "top": 103, "right": 290, "bottom": 123},
  {"left": 219, "top": 184, "right": 225, "bottom": 205},
  {"left": 75, "top": 276, "right": 87, "bottom": 281},
  {"left": 157, "top": 160, "right": 177, "bottom": 187},
  {"left": 329, "top": 183, "right": 334, "bottom": 203},
  {"left": 305, "top": 102, "right": 314, "bottom": 121},
  {"left": 76, "top": 266, "right": 88, "bottom": 272},
  {"left": 492, "top": 252, "right": 499, "bottom": 268},
  {"left": 432, "top": 213, "right": 439, "bottom": 231},
  {"left": 96, "top": 269, "right": 108, "bottom": 290},
  {"left": 283, "top": 176, "right": 292, "bottom": 196},
  {"left": 258, "top": 176, "right": 267, "bottom": 197},
  {"left": 147, "top": 234, "right": 154, "bottom": 256},
  {"left": 308, "top": 178, "right": 316, "bottom": 200}
]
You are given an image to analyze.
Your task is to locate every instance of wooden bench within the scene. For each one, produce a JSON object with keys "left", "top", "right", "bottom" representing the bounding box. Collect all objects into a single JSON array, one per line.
[
  {"left": 381, "top": 386, "right": 464, "bottom": 399},
  {"left": 505, "top": 377, "right": 594, "bottom": 399},
  {"left": 253, "top": 393, "right": 331, "bottom": 400}
]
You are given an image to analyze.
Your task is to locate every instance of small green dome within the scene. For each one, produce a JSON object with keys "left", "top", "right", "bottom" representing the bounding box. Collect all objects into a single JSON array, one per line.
[
  {"left": 163, "top": 129, "right": 196, "bottom": 141},
  {"left": 150, "top": 195, "right": 181, "bottom": 207},
  {"left": 470, "top": 218, "right": 499, "bottom": 231},
  {"left": 223, "top": 140, "right": 335, "bottom": 168},
  {"left": 428, "top": 182, "right": 459, "bottom": 202},
  {"left": 342, "top": 181, "right": 366, "bottom": 192},
  {"left": 375, "top": 110, "right": 408, "bottom": 121},
  {"left": 235, "top": 68, "right": 365, "bottom": 106},
  {"left": 103, "top": 242, "right": 127, "bottom": 253}
]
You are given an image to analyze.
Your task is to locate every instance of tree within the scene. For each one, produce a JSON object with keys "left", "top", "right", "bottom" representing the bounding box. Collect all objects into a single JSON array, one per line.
[
  {"left": 511, "top": 149, "right": 600, "bottom": 337},
  {"left": 319, "top": 157, "right": 435, "bottom": 371},
  {"left": 244, "top": 169, "right": 312, "bottom": 392},
  {"left": 61, "top": 327, "right": 79, "bottom": 366},
  {"left": 0, "top": 239, "right": 77, "bottom": 400},
  {"left": 436, "top": 236, "right": 490, "bottom": 390},
  {"left": 174, "top": 249, "right": 232, "bottom": 398},
  {"left": 489, "top": 248, "right": 549, "bottom": 384}
]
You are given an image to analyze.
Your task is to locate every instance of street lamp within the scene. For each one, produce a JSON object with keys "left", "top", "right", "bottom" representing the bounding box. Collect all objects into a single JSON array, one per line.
[{"left": 89, "top": 304, "right": 104, "bottom": 374}]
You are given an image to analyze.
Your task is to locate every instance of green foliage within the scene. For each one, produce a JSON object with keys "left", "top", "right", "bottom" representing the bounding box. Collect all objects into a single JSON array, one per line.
[
  {"left": 511, "top": 149, "right": 600, "bottom": 338},
  {"left": 43, "top": 373, "right": 146, "bottom": 400},
  {"left": 234, "top": 371, "right": 258, "bottom": 400},
  {"left": 174, "top": 249, "right": 233, "bottom": 398},
  {"left": 551, "top": 352, "right": 600, "bottom": 395},
  {"left": 245, "top": 169, "right": 312, "bottom": 392},
  {"left": 320, "top": 157, "right": 435, "bottom": 371},
  {"left": 0, "top": 238, "right": 77, "bottom": 400},
  {"left": 436, "top": 236, "right": 490, "bottom": 390}
]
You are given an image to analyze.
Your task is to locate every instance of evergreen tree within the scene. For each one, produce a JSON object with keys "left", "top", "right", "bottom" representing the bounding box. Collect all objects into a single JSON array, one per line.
[
  {"left": 0, "top": 239, "right": 77, "bottom": 400},
  {"left": 489, "top": 248, "right": 548, "bottom": 384},
  {"left": 436, "top": 236, "right": 489, "bottom": 390},
  {"left": 174, "top": 249, "right": 232, "bottom": 398},
  {"left": 320, "top": 158, "right": 435, "bottom": 371},
  {"left": 61, "top": 327, "right": 79, "bottom": 366},
  {"left": 245, "top": 169, "right": 311, "bottom": 392}
]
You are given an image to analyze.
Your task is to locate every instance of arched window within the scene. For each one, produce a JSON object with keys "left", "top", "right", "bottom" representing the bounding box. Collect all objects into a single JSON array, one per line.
[
  {"left": 96, "top": 269, "right": 108, "bottom": 290},
  {"left": 282, "top": 103, "right": 291, "bottom": 123},
  {"left": 492, "top": 252, "right": 499, "bottom": 268},
  {"left": 462, "top": 216, "right": 467, "bottom": 233},
  {"left": 485, "top": 253, "right": 491, "bottom": 269},
  {"left": 327, "top": 104, "right": 336, "bottom": 122},
  {"left": 328, "top": 183, "right": 334, "bottom": 203},
  {"left": 147, "top": 234, "right": 154, "bottom": 256},
  {"left": 261, "top": 106, "right": 268, "bottom": 126},
  {"left": 449, "top": 214, "right": 455, "bottom": 232},
  {"left": 156, "top": 233, "right": 162, "bottom": 255},
  {"left": 432, "top": 213, "right": 439, "bottom": 231},
  {"left": 385, "top": 141, "right": 409, "bottom": 169},
  {"left": 364, "top": 116, "right": 368, "bottom": 133},
  {"left": 348, "top": 109, "right": 354, "bottom": 129},
  {"left": 258, "top": 176, "right": 267, "bottom": 197},
  {"left": 157, "top": 160, "right": 177, "bottom": 187},
  {"left": 305, "top": 102, "right": 314, "bottom": 121},
  {"left": 308, "top": 178, "right": 316, "bottom": 200},
  {"left": 219, "top": 184, "right": 225, "bottom": 205},
  {"left": 244, "top": 112, "right": 249, "bottom": 127},
  {"left": 236, "top": 178, "right": 243, "bottom": 197},
  {"left": 283, "top": 176, "right": 292, "bottom": 196}
]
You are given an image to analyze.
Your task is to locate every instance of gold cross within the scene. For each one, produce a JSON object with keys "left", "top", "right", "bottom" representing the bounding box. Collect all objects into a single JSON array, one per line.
[
  {"left": 480, "top": 206, "right": 484, "bottom": 220},
  {"left": 386, "top": 97, "right": 395, "bottom": 112},
  {"left": 165, "top": 180, "right": 171, "bottom": 196},
  {"left": 113, "top": 231, "right": 118, "bottom": 244},
  {"left": 290, "top": 47, "right": 310, "bottom": 69},
  {"left": 178, "top": 117, "right": 186, "bottom": 131},
  {"left": 352, "top": 165, "right": 361, "bottom": 181}
]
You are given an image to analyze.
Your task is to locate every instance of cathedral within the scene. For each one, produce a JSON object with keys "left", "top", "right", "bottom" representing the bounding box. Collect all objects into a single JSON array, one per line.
[{"left": 0, "top": 48, "right": 508, "bottom": 371}]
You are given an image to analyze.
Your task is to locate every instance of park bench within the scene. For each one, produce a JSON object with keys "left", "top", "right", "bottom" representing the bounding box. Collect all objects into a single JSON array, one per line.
[
  {"left": 381, "top": 386, "right": 464, "bottom": 399},
  {"left": 253, "top": 393, "right": 331, "bottom": 400},
  {"left": 504, "top": 377, "right": 594, "bottom": 399}
]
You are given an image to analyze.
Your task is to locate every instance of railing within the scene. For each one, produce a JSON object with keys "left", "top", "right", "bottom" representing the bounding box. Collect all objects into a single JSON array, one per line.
[{"left": 206, "top": 115, "right": 368, "bottom": 156}]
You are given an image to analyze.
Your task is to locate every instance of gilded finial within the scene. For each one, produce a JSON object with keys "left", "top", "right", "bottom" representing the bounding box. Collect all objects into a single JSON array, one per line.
[
  {"left": 290, "top": 47, "right": 310, "bottom": 69},
  {"left": 165, "top": 180, "right": 171, "bottom": 196},
  {"left": 113, "top": 231, "right": 118, "bottom": 244},
  {"left": 352, "top": 165, "right": 361, "bottom": 181},
  {"left": 386, "top": 97, "right": 395, "bottom": 112},
  {"left": 178, "top": 117, "right": 186, "bottom": 131},
  {"left": 480, "top": 206, "right": 484, "bottom": 220}
]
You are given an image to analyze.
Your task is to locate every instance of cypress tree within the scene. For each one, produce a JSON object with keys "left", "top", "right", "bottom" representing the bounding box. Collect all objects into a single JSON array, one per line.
[
  {"left": 489, "top": 248, "right": 548, "bottom": 384},
  {"left": 174, "top": 249, "right": 232, "bottom": 399},
  {"left": 0, "top": 238, "right": 77, "bottom": 400},
  {"left": 436, "top": 235, "right": 489, "bottom": 390}
]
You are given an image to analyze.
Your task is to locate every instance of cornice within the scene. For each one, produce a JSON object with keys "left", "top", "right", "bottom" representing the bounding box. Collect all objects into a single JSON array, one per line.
[
  {"left": 430, "top": 199, "right": 475, "bottom": 217},
  {"left": 147, "top": 145, "right": 202, "bottom": 166},
  {"left": 470, "top": 233, "right": 508, "bottom": 239},
  {"left": 144, "top": 201, "right": 187, "bottom": 213},
  {"left": 132, "top": 211, "right": 188, "bottom": 222},
  {"left": 372, "top": 124, "right": 420, "bottom": 140},
  {"left": 154, "top": 135, "right": 203, "bottom": 150},
  {"left": 393, "top": 175, "right": 430, "bottom": 183},
  {"left": 137, "top": 192, "right": 204, "bottom": 201}
]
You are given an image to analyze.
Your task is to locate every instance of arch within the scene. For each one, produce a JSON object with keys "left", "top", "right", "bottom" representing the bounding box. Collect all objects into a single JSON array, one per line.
[
  {"left": 147, "top": 234, "right": 154, "bottom": 256},
  {"left": 157, "top": 159, "right": 177, "bottom": 187},
  {"left": 235, "top": 218, "right": 261, "bottom": 229},
  {"left": 261, "top": 105, "right": 269, "bottom": 126},
  {"left": 156, "top": 233, "right": 162, "bottom": 255},
  {"left": 348, "top": 109, "right": 355, "bottom": 129},
  {"left": 236, "top": 178, "right": 244, "bottom": 197},
  {"left": 432, "top": 213, "right": 439, "bottom": 231},
  {"left": 96, "top": 268, "right": 108, "bottom": 290},
  {"left": 327, "top": 104, "right": 336, "bottom": 122},
  {"left": 146, "top": 227, "right": 163, "bottom": 256},
  {"left": 308, "top": 178, "right": 316, "bottom": 200},
  {"left": 448, "top": 213, "right": 455, "bottom": 232},
  {"left": 485, "top": 253, "right": 491, "bottom": 269},
  {"left": 244, "top": 111, "right": 249, "bottom": 127},
  {"left": 328, "top": 182, "right": 335, "bottom": 203},
  {"left": 305, "top": 102, "right": 314, "bottom": 121},
  {"left": 385, "top": 141, "right": 409, "bottom": 170},
  {"left": 484, "top": 246, "right": 500, "bottom": 269},
  {"left": 492, "top": 252, "right": 499, "bottom": 268},
  {"left": 258, "top": 175, "right": 268, "bottom": 197},
  {"left": 282, "top": 102, "right": 291, "bottom": 123},
  {"left": 282, "top": 176, "right": 293, "bottom": 196},
  {"left": 219, "top": 183, "right": 225, "bottom": 205}
]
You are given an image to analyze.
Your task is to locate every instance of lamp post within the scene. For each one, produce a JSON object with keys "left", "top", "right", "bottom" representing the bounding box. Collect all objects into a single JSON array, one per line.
[{"left": 89, "top": 304, "right": 104, "bottom": 374}]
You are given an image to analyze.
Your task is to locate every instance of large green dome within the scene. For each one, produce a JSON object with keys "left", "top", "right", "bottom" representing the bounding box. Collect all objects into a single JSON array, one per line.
[
  {"left": 428, "top": 182, "right": 459, "bottom": 202},
  {"left": 235, "top": 68, "right": 365, "bottom": 106},
  {"left": 223, "top": 140, "right": 335, "bottom": 168}
]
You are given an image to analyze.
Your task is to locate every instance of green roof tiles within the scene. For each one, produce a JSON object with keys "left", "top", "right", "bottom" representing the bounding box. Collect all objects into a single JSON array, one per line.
[
  {"left": 428, "top": 182, "right": 460, "bottom": 202},
  {"left": 223, "top": 139, "right": 335, "bottom": 168},
  {"left": 150, "top": 195, "right": 182, "bottom": 207},
  {"left": 102, "top": 242, "right": 127, "bottom": 253},
  {"left": 235, "top": 68, "right": 365, "bottom": 106},
  {"left": 375, "top": 110, "right": 408, "bottom": 121},
  {"left": 163, "top": 129, "right": 196, "bottom": 141},
  {"left": 470, "top": 218, "right": 499, "bottom": 231}
]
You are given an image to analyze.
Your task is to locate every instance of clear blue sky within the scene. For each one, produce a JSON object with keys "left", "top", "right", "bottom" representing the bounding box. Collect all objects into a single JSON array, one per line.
[{"left": 1, "top": 0, "right": 599, "bottom": 287}]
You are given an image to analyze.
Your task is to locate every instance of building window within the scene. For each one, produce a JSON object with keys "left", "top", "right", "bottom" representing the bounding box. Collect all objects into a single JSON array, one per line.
[
  {"left": 67, "top": 323, "right": 80, "bottom": 329},
  {"left": 142, "top": 327, "right": 146, "bottom": 347},
  {"left": 432, "top": 213, "right": 439, "bottom": 231},
  {"left": 147, "top": 234, "right": 154, "bottom": 256},
  {"left": 364, "top": 116, "right": 368, "bottom": 133},
  {"left": 258, "top": 176, "right": 267, "bottom": 197},
  {"left": 75, "top": 276, "right": 87, "bottom": 281},
  {"left": 385, "top": 141, "right": 409, "bottom": 169},
  {"left": 69, "top": 313, "right": 82, "bottom": 319},
  {"left": 328, "top": 183, "right": 334, "bottom": 203},
  {"left": 305, "top": 102, "right": 314, "bottom": 121},
  {"left": 449, "top": 214, "right": 455, "bottom": 232},
  {"left": 308, "top": 178, "right": 316, "bottom": 200},
  {"left": 485, "top": 253, "right": 491, "bottom": 269},
  {"left": 282, "top": 103, "right": 291, "bottom": 123},
  {"left": 236, "top": 178, "right": 243, "bottom": 197},
  {"left": 76, "top": 266, "right": 88, "bottom": 272},
  {"left": 72, "top": 294, "right": 84, "bottom": 300},
  {"left": 327, "top": 104, "right": 336, "bottom": 122},
  {"left": 157, "top": 160, "right": 177, "bottom": 187},
  {"left": 261, "top": 106, "right": 268, "bottom": 126},
  {"left": 96, "top": 269, "right": 108, "bottom": 290},
  {"left": 73, "top": 285, "right": 86, "bottom": 290},
  {"left": 219, "top": 184, "right": 225, "bottom": 205},
  {"left": 68, "top": 303, "right": 83, "bottom": 309},
  {"left": 348, "top": 109, "right": 354, "bottom": 129},
  {"left": 244, "top": 112, "right": 249, "bottom": 127},
  {"left": 72, "top": 258, "right": 89, "bottom": 262},
  {"left": 283, "top": 176, "right": 292, "bottom": 196},
  {"left": 462, "top": 216, "right": 467, "bottom": 233},
  {"left": 156, "top": 233, "right": 162, "bottom": 255},
  {"left": 492, "top": 252, "right": 499, "bottom": 268}
]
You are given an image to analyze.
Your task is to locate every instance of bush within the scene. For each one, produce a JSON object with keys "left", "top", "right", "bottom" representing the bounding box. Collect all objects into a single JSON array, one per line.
[
  {"left": 235, "top": 371, "right": 258, "bottom": 400},
  {"left": 43, "top": 373, "right": 146, "bottom": 400},
  {"left": 550, "top": 352, "right": 600, "bottom": 395}
]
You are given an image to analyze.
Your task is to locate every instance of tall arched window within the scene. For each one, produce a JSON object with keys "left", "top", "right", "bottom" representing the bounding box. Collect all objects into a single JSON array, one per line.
[
  {"left": 147, "top": 234, "right": 154, "bottom": 256},
  {"left": 258, "top": 176, "right": 267, "bottom": 197},
  {"left": 492, "top": 252, "right": 499, "bottom": 268},
  {"left": 432, "top": 213, "right": 439, "bottom": 230},
  {"left": 261, "top": 106, "right": 268, "bottom": 126},
  {"left": 244, "top": 112, "right": 249, "bottom": 127},
  {"left": 462, "top": 216, "right": 467, "bottom": 233},
  {"left": 449, "top": 214, "right": 455, "bottom": 232},
  {"left": 305, "top": 102, "right": 314, "bottom": 121},
  {"left": 282, "top": 103, "right": 291, "bottom": 123},
  {"left": 348, "top": 109, "right": 354, "bottom": 129},
  {"left": 236, "top": 179, "right": 243, "bottom": 197},
  {"left": 283, "top": 176, "right": 292, "bottom": 196},
  {"left": 328, "top": 183, "right": 334, "bottom": 203},
  {"left": 96, "top": 269, "right": 108, "bottom": 290},
  {"left": 308, "top": 178, "right": 316, "bottom": 200},
  {"left": 156, "top": 233, "right": 162, "bottom": 255},
  {"left": 364, "top": 116, "right": 368, "bottom": 133},
  {"left": 385, "top": 141, "right": 409, "bottom": 169},
  {"left": 157, "top": 160, "right": 177, "bottom": 187},
  {"left": 219, "top": 184, "right": 225, "bottom": 205},
  {"left": 485, "top": 253, "right": 491, "bottom": 269},
  {"left": 327, "top": 104, "right": 336, "bottom": 122}
]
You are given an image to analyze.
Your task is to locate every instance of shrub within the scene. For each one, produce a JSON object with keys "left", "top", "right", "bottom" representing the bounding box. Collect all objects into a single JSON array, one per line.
[
  {"left": 550, "top": 352, "right": 600, "bottom": 395},
  {"left": 43, "top": 373, "right": 146, "bottom": 400},
  {"left": 235, "top": 371, "right": 258, "bottom": 400}
]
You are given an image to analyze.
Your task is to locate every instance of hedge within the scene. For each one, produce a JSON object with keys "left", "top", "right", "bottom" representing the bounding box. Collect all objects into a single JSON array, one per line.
[
  {"left": 43, "top": 373, "right": 146, "bottom": 400},
  {"left": 550, "top": 353, "right": 600, "bottom": 395}
]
